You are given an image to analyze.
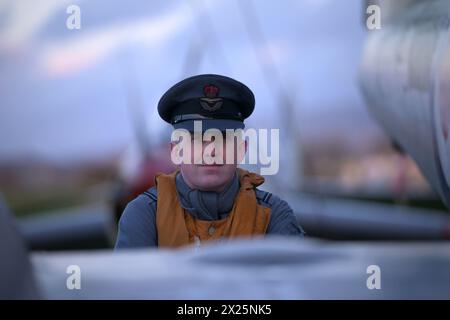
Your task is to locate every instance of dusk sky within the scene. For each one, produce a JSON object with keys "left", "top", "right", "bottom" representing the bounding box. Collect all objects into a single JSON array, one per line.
[{"left": 0, "top": 0, "right": 382, "bottom": 165}]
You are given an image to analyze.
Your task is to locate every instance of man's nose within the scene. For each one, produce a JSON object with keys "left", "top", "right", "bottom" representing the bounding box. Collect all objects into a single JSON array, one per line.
[{"left": 203, "top": 140, "right": 225, "bottom": 160}]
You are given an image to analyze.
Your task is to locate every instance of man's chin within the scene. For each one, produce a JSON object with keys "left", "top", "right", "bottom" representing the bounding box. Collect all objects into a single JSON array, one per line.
[{"left": 196, "top": 173, "right": 229, "bottom": 191}]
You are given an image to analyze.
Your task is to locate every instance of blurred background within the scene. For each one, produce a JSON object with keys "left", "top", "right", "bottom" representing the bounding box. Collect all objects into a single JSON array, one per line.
[{"left": 1, "top": 0, "right": 448, "bottom": 251}]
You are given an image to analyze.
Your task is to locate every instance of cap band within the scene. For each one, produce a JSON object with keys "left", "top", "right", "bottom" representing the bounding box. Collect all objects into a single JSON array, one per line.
[
  {"left": 172, "top": 113, "right": 243, "bottom": 124},
  {"left": 170, "top": 98, "right": 243, "bottom": 123}
]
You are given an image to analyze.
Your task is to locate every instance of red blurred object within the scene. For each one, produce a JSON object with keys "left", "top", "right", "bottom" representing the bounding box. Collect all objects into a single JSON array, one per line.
[{"left": 113, "top": 149, "right": 175, "bottom": 223}]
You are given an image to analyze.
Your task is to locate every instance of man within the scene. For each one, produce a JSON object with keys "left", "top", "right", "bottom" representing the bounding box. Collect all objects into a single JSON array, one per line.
[{"left": 115, "top": 74, "right": 304, "bottom": 249}]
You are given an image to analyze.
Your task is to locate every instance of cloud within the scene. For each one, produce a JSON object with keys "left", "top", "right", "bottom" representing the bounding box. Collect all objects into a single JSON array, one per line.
[
  {"left": 40, "top": 4, "right": 193, "bottom": 77},
  {"left": 0, "top": 0, "right": 69, "bottom": 49}
]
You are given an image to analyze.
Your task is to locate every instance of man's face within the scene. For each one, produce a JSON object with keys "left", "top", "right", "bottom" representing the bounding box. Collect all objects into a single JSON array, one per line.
[{"left": 171, "top": 132, "right": 246, "bottom": 192}]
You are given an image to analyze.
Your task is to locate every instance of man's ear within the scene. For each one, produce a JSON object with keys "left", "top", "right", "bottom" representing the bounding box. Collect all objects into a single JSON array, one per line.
[{"left": 236, "top": 138, "right": 247, "bottom": 164}]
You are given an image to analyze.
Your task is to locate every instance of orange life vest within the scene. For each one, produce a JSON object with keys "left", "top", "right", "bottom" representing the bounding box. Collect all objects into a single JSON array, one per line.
[{"left": 155, "top": 168, "right": 271, "bottom": 248}]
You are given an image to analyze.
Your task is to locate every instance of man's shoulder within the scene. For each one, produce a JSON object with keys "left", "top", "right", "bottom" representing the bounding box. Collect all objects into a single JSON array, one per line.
[
  {"left": 254, "top": 188, "right": 285, "bottom": 208},
  {"left": 116, "top": 187, "right": 158, "bottom": 248},
  {"left": 141, "top": 186, "right": 158, "bottom": 203},
  {"left": 123, "top": 187, "right": 157, "bottom": 214},
  {"left": 255, "top": 188, "right": 305, "bottom": 236}
]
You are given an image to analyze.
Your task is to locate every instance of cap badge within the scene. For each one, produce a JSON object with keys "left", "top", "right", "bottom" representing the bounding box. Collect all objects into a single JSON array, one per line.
[{"left": 200, "top": 84, "right": 223, "bottom": 112}]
